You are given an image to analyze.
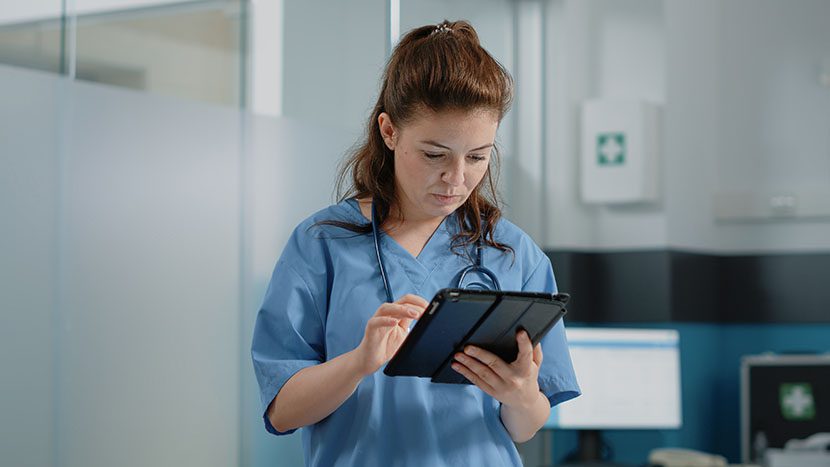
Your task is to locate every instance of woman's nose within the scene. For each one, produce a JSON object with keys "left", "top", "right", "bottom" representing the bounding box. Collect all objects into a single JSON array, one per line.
[{"left": 441, "top": 158, "right": 465, "bottom": 186}]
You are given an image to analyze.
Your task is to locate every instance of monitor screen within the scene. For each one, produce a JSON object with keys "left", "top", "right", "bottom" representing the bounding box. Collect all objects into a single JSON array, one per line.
[
  {"left": 547, "top": 327, "right": 682, "bottom": 429},
  {"left": 741, "top": 354, "right": 830, "bottom": 463}
]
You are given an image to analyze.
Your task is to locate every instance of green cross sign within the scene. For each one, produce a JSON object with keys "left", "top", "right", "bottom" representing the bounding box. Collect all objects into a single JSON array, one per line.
[
  {"left": 780, "top": 383, "right": 815, "bottom": 421},
  {"left": 597, "top": 133, "right": 626, "bottom": 166}
]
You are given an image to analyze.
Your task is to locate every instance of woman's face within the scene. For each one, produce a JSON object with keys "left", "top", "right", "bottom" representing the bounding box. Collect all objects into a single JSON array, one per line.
[{"left": 379, "top": 108, "right": 499, "bottom": 224}]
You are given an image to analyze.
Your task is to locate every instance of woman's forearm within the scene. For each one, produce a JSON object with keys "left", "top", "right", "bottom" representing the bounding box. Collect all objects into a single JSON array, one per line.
[
  {"left": 500, "top": 391, "right": 550, "bottom": 443},
  {"left": 268, "top": 296, "right": 427, "bottom": 433},
  {"left": 267, "top": 350, "right": 367, "bottom": 433}
]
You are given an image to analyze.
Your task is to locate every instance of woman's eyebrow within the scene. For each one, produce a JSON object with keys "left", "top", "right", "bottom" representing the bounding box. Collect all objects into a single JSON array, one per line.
[{"left": 420, "top": 140, "right": 494, "bottom": 152}]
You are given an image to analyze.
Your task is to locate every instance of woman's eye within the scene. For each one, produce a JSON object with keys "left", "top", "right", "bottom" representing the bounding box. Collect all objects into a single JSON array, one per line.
[
  {"left": 468, "top": 154, "right": 487, "bottom": 162},
  {"left": 424, "top": 152, "right": 444, "bottom": 159}
]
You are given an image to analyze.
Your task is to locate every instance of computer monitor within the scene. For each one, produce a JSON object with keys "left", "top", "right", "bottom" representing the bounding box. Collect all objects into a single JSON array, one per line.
[
  {"left": 547, "top": 327, "right": 682, "bottom": 462},
  {"left": 741, "top": 354, "right": 830, "bottom": 464}
]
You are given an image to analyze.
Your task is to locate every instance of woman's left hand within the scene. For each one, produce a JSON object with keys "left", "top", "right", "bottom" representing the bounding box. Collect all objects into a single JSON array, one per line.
[{"left": 451, "top": 330, "right": 543, "bottom": 408}]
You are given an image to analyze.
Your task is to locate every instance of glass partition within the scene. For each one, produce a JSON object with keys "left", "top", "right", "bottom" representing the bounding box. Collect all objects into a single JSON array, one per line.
[
  {"left": 74, "top": 0, "right": 245, "bottom": 106},
  {"left": 0, "top": 1, "right": 64, "bottom": 73},
  {"left": 0, "top": 0, "right": 246, "bottom": 107}
]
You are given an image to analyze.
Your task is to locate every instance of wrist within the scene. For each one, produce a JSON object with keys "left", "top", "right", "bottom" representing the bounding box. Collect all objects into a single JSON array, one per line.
[
  {"left": 500, "top": 390, "right": 550, "bottom": 443},
  {"left": 509, "top": 388, "right": 545, "bottom": 412},
  {"left": 344, "top": 346, "right": 375, "bottom": 379}
]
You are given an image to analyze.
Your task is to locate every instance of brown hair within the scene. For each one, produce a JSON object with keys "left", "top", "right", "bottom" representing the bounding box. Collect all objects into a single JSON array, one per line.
[{"left": 325, "top": 20, "right": 514, "bottom": 256}]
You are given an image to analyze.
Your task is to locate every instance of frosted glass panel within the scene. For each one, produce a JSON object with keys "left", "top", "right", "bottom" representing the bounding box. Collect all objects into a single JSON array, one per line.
[
  {"left": 0, "top": 65, "right": 60, "bottom": 467},
  {"left": 0, "top": 64, "right": 243, "bottom": 467},
  {"left": 2, "top": 62, "right": 359, "bottom": 467},
  {"left": 58, "top": 77, "right": 242, "bottom": 467}
]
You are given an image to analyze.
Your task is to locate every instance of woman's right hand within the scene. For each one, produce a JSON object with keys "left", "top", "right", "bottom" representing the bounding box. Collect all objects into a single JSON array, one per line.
[{"left": 353, "top": 294, "right": 428, "bottom": 376}]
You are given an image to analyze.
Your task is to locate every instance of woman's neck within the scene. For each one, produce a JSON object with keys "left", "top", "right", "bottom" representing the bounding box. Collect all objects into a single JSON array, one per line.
[{"left": 357, "top": 198, "right": 447, "bottom": 258}]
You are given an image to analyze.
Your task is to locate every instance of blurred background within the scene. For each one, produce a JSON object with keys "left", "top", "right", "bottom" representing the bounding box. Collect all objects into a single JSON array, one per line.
[{"left": 1, "top": 1, "right": 829, "bottom": 466}]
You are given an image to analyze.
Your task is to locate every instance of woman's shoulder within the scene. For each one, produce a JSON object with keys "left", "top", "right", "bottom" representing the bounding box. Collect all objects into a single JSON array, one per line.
[
  {"left": 490, "top": 216, "right": 556, "bottom": 291},
  {"left": 298, "top": 198, "right": 367, "bottom": 227},
  {"left": 492, "top": 216, "right": 536, "bottom": 247},
  {"left": 294, "top": 198, "right": 367, "bottom": 232},
  {"left": 492, "top": 216, "right": 547, "bottom": 265},
  {"left": 283, "top": 198, "right": 369, "bottom": 253},
  {"left": 280, "top": 199, "right": 368, "bottom": 265}
]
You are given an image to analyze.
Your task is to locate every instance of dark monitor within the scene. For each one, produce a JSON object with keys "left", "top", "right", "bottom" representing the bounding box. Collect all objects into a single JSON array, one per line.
[{"left": 741, "top": 354, "right": 830, "bottom": 464}]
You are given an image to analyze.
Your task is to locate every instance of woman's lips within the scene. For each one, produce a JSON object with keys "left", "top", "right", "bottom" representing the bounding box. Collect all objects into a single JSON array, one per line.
[{"left": 431, "top": 193, "right": 461, "bottom": 205}]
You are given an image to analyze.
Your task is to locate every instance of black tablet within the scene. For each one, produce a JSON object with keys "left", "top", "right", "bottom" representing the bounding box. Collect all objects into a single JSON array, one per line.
[{"left": 383, "top": 289, "right": 569, "bottom": 384}]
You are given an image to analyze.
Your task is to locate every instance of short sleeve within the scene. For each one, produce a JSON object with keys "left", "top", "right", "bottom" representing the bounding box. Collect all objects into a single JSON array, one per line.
[
  {"left": 522, "top": 255, "right": 581, "bottom": 408},
  {"left": 251, "top": 250, "right": 327, "bottom": 435}
]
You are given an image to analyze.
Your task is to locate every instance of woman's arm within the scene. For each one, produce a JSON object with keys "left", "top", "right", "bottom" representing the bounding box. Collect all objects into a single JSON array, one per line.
[
  {"left": 267, "top": 348, "right": 365, "bottom": 432},
  {"left": 499, "top": 389, "right": 550, "bottom": 443},
  {"left": 268, "top": 294, "right": 427, "bottom": 433}
]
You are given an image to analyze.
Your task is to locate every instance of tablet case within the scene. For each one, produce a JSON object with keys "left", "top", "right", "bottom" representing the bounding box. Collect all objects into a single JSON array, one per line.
[{"left": 383, "top": 289, "right": 569, "bottom": 384}]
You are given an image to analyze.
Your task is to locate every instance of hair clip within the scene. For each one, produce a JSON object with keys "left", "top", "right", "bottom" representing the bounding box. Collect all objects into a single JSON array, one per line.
[{"left": 432, "top": 23, "right": 452, "bottom": 35}]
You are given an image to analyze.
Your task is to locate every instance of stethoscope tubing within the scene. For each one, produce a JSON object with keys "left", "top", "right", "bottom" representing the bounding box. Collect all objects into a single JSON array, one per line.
[{"left": 371, "top": 199, "right": 395, "bottom": 303}]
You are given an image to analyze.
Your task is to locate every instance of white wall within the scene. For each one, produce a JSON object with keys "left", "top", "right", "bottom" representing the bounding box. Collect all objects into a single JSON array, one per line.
[
  {"left": 666, "top": 0, "right": 830, "bottom": 252},
  {"left": 281, "top": 0, "right": 386, "bottom": 142},
  {"left": 545, "top": 0, "right": 667, "bottom": 250},
  {"left": 541, "top": 0, "right": 830, "bottom": 253},
  {"left": 661, "top": 0, "right": 723, "bottom": 252}
]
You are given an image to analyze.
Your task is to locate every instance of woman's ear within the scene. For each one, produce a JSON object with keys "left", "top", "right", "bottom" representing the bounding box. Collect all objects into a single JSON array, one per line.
[{"left": 377, "top": 112, "right": 397, "bottom": 151}]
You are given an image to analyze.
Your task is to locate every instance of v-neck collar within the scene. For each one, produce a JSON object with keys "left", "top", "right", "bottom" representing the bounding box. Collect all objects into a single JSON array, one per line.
[
  {"left": 380, "top": 219, "right": 449, "bottom": 290},
  {"left": 344, "top": 198, "right": 451, "bottom": 259},
  {"left": 381, "top": 215, "right": 449, "bottom": 264},
  {"left": 344, "top": 198, "right": 455, "bottom": 290}
]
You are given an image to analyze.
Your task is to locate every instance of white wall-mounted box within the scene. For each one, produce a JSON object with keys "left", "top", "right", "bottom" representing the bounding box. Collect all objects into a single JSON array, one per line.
[{"left": 580, "top": 100, "right": 660, "bottom": 204}]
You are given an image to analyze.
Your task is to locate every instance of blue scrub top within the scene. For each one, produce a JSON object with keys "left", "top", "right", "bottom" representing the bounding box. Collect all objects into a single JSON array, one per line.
[{"left": 252, "top": 199, "right": 580, "bottom": 467}]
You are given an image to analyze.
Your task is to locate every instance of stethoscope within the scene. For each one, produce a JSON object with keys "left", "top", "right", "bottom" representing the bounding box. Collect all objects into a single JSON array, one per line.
[{"left": 371, "top": 198, "right": 501, "bottom": 303}]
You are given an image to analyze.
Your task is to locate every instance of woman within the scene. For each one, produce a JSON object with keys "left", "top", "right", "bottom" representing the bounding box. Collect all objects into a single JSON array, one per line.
[{"left": 252, "top": 20, "right": 579, "bottom": 466}]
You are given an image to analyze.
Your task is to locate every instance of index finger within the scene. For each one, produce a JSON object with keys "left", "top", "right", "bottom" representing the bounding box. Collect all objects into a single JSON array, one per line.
[
  {"left": 395, "top": 294, "right": 429, "bottom": 309},
  {"left": 376, "top": 303, "right": 421, "bottom": 319}
]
